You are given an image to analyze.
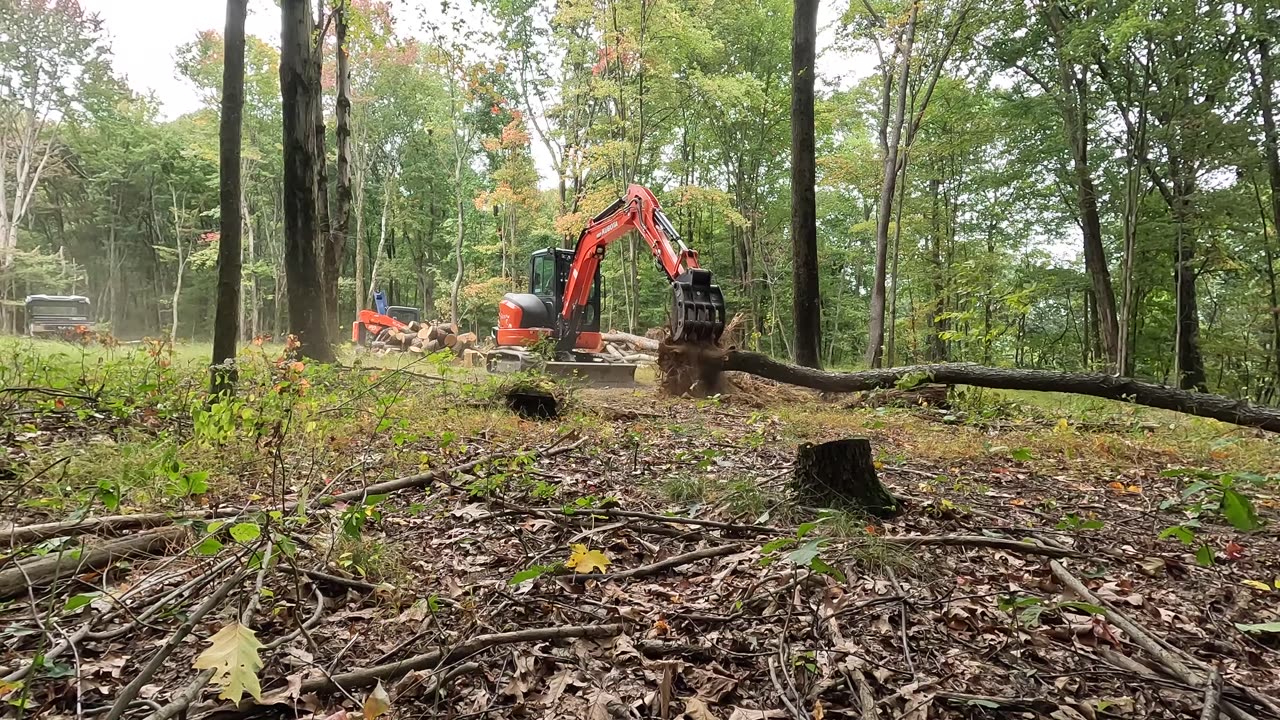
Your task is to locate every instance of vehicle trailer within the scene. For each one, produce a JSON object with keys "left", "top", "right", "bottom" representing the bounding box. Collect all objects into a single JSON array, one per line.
[{"left": 24, "top": 295, "right": 95, "bottom": 337}]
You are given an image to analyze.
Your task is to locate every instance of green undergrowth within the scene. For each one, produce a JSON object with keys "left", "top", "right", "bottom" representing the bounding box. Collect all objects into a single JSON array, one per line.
[{"left": 0, "top": 337, "right": 583, "bottom": 522}]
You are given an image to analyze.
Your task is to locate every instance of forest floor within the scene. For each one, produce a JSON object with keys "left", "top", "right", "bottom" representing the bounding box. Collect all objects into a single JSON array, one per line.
[{"left": 1, "top": 337, "right": 1278, "bottom": 720}]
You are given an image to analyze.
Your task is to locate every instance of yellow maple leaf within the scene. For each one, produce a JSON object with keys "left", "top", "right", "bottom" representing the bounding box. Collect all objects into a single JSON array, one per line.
[
  {"left": 193, "top": 621, "right": 264, "bottom": 705},
  {"left": 566, "top": 543, "right": 610, "bottom": 573},
  {"left": 1242, "top": 580, "right": 1273, "bottom": 592}
]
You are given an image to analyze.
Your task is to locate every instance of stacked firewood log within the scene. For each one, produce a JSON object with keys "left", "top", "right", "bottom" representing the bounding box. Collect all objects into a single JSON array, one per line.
[{"left": 373, "top": 321, "right": 478, "bottom": 357}]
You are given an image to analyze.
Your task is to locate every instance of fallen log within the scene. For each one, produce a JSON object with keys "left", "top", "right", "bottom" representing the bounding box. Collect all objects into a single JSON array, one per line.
[
  {"left": 0, "top": 509, "right": 239, "bottom": 546},
  {"left": 693, "top": 351, "right": 1280, "bottom": 432},
  {"left": 603, "top": 330, "right": 660, "bottom": 353},
  {"left": 0, "top": 527, "right": 185, "bottom": 599}
]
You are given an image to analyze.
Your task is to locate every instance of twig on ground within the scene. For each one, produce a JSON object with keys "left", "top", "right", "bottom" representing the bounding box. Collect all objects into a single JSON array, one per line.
[
  {"left": 1202, "top": 670, "right": 1223, "bottom": 720},
  {"left": 851, "top": 669, "right": 878, "bottom": 720},
  {"left": 302, "top": 568, "right": 381, "bottom": 593},
  {"left": 296, "top": 623, "right": 623, "bottom": 694},
  {"left": 881, "top": 534, "right": 1086, "bottom": 558},
  {"left": 1050, "top": 560, "right": 1269, "bottom": 720},
  {"left": 565, "top": 544, "right": 741, "bottom": 582},
  {"left": 103, "top": 560, "right": 254, "bottom": 720}
]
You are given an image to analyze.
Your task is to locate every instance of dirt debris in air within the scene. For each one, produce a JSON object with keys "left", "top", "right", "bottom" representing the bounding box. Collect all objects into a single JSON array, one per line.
[{"left": 2, "top": 350, "right": 1279, "bottom": 720}]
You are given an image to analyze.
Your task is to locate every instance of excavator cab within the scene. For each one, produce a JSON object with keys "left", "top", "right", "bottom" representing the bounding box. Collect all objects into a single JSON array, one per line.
[{"left": 531, "top": 248, "right": 602, "bottom": 334}]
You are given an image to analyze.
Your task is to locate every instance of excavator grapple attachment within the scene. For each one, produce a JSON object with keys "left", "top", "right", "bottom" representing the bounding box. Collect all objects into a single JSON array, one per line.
[{"left": 671, "top": 269, "right": 726, "bottom": 344}]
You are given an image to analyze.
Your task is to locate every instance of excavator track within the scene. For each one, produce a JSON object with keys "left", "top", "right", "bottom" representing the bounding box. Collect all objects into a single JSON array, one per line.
[{"left": 670, "top": 269, "right": 726, "bottom": 344}]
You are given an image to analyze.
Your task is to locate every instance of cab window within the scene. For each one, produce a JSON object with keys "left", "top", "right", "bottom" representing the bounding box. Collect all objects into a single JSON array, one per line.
[{"left": 531, "top": 254, "right": 555, "bottom": 298}]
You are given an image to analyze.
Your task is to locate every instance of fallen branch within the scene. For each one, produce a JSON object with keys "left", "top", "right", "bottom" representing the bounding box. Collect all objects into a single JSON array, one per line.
[
  {"left": 1050, "top": 561, "right": 1269, "bottom": 720},
  {"left": 538, "top": 506, "right": 780, "bottom": 536},
  {"left": 1202, "top": 670, "right": 1223, "bottom": 720},
  {"left": 301, "top": 568, "right": 380, "bottom": 593},
  {"left": 0, "top": 527, "right": 184, "bottom": 599},
  {"left": 704, "top": 352, "right": 1280, "bottom": 432},
  {"left": 103, "top": 562, "right": 254, "bottom": 720},
  {"left": 566, "top": 544, "right": 741, "bottom": 582},
  {"left": 316, "top": 437, "right": 586, "bottom": 507},
  {"left": 879, "top": 534, "right": 1086, "bottom": 559},
  {"left": 1, "top": 509, "right": 238, "bottom": 545},
  {"left": 297, "top": 623, "right": 623, "bottom": 694}
]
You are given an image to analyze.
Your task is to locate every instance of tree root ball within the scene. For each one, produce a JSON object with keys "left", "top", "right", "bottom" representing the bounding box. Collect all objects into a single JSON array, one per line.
[{"left": 658, "top": 341, "right": 726, "bottom": 397}]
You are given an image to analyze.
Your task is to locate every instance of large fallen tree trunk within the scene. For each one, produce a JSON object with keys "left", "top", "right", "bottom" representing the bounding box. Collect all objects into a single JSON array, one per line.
[{"left": 685, "top": 350, "right": 1280, "bottom": 432}]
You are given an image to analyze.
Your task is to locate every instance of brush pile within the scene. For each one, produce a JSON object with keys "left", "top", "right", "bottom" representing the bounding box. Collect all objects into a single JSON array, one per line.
[{"left": 371, "top": 321, "right": 478, "bottom": 357}]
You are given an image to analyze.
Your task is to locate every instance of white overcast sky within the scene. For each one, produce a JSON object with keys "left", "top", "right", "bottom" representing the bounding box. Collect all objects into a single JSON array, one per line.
[{"left": 82, "top": 0, "right": 873, "bottom": 187}]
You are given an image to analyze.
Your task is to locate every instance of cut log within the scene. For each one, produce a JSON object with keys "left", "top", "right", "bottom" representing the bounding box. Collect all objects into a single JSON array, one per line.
[
  {"left": 462, "top": 348, "right": 485, "bottom": 368},
  {"left": 453, "top": 332, "right": 478, "bottom": 357},
  {"left": 793, "top": 439, "right": 901, "bottom": 518},
  {"left": 681, "top": 350, "right": 1280, "bottom": 433},
  {"left": 417, "top": 327, "right": 431, "bottom": 340},
  {"left": 603, "top": 331, "right": 660, "bottom": 353},
  {"left": 424, "top": 339, "right": 442, "bottom": 353},
  {"left": 0, "top": 527, "right": 185, "bottom": 599},
  {"left": 443, "top": 333, "right": 458, "bottom": 348}
]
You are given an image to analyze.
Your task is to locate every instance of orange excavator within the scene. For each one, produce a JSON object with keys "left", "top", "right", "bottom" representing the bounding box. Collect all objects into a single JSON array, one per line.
[{"left": 489, "top": 184, "right": 726, "bottom": 384}]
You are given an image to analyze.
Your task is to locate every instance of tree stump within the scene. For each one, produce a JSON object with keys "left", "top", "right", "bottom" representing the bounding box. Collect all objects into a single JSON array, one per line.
[{"left": 793, "top": 438, "right": 901, "bottom": 518}]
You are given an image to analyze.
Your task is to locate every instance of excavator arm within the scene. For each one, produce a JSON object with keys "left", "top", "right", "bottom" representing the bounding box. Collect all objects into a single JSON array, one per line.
[{"left": 557, "top": 184, "right": 726, "bottom": 350}]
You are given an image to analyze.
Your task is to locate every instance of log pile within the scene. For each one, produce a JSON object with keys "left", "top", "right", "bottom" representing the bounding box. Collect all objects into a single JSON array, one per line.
[{"left": 373, "top": 321, "right": 478, "bottom": 358}]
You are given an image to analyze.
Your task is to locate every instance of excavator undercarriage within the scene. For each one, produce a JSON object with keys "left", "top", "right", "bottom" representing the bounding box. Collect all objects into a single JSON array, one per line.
[{"left": 490, "top": 185, "right": 726, "bottom": 385}]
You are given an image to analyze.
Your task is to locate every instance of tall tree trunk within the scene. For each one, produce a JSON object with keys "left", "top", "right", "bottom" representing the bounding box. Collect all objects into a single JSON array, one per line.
[
  {"left": 212, "top": 0, "right": 247, "bottom": 394},
  {"left": 451, "top": 152, "right": 465, "bottom": 328},
  {"left": 1045, "top": 4, "right": 1119, "bottom": 369},
  {"left": 1258, "top": 32, "right": 1280, "bottom": 392},
  {"left": 367, "top": 179, "right": 390, "bottom": 305},
  {"left": 790, "top": 0, "right": 821, "bottom": 368},
  {"left": 928, "top": 177, "right": 947, "bottom": 361},
  {"left": 168, "top": 184, "right": 187, "bottom": 347},
  {"left": 353, "top": 166, "right": 366, "bottom": 311},
  {"left": 245, "top": 193, "right": 258, "bottom": 341},
  {"left": 313, "top": 2, "right": 333, "bottom": 334},
  {"left": 280, "top": 0, "right": 333, "bottom": 362},
  {"left": 866, "top": 2, "right": 916, "bottom": 369},
  {"left": 329, "top": 0, "right": 353, "bottom": 329},
  {"left": 1171, "top": 177, "right": 1205, "bottom": 391}
]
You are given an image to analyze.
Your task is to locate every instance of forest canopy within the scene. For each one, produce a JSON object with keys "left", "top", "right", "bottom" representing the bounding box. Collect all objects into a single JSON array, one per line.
[{"left": 2, "top": 0, "right": 1278, "bottom": 401}]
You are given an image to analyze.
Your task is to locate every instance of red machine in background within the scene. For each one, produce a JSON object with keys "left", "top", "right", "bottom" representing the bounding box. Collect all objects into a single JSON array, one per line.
[
  {"left": 489, "top": 184, "right": 725, "bottom": 383},
  {"left": 352, "top": 292, "right": 421, "bottom": 345}
]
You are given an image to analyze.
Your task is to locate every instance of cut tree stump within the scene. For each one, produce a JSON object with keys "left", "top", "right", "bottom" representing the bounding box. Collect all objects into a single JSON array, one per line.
[{"left": 793, "top": 438, "right": 901, "bottom": 518}]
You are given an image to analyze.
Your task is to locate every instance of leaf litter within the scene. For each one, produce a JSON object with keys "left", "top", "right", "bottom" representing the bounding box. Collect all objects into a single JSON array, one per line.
[{"left": 1, "top": 369, "right": 1278, "bottom": 720}]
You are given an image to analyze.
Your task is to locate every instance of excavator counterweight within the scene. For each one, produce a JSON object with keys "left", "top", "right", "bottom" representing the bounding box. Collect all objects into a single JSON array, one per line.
[{"left": 491, "top": 184, "right": 727, "bottom": 383}]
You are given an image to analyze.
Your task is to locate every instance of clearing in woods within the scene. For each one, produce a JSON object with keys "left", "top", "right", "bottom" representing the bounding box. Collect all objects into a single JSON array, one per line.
[{"left": 1, "top": 338, "right": 1278, "bottom": 719}]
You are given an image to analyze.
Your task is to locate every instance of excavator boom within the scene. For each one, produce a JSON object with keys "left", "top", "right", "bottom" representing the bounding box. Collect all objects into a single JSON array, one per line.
[{"left": 557, "top": 184, "right": 726, "bottom": 349}]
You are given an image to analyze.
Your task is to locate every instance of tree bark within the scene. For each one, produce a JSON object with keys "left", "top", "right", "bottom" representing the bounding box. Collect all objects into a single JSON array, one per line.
[
  {"left": 280, "top": 0, "right": 333, "bottom": 361},
  {"left": 867, "top": 2, "right": 916, "bottom": 369},
  {"left": 1257, "top": 31, "right": 1280, "bottom": 394},
  {"left": 1044, "top": 3, "right": 1119, "bottom": 370},
  {"left": 212, "top": 0, "right": 247, "bottom": 395},
  {"left": 708, "top": 352, "right": 1280, "bottom": 432},
  {"left": 794, "top": 439, "right": 901, "bottom": 517},
  {"left": 329, "top": 0, "right": 353, "bottom": 332},
  {"left": 790, "top": 0, "right": 821, "bottom": 368}
]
